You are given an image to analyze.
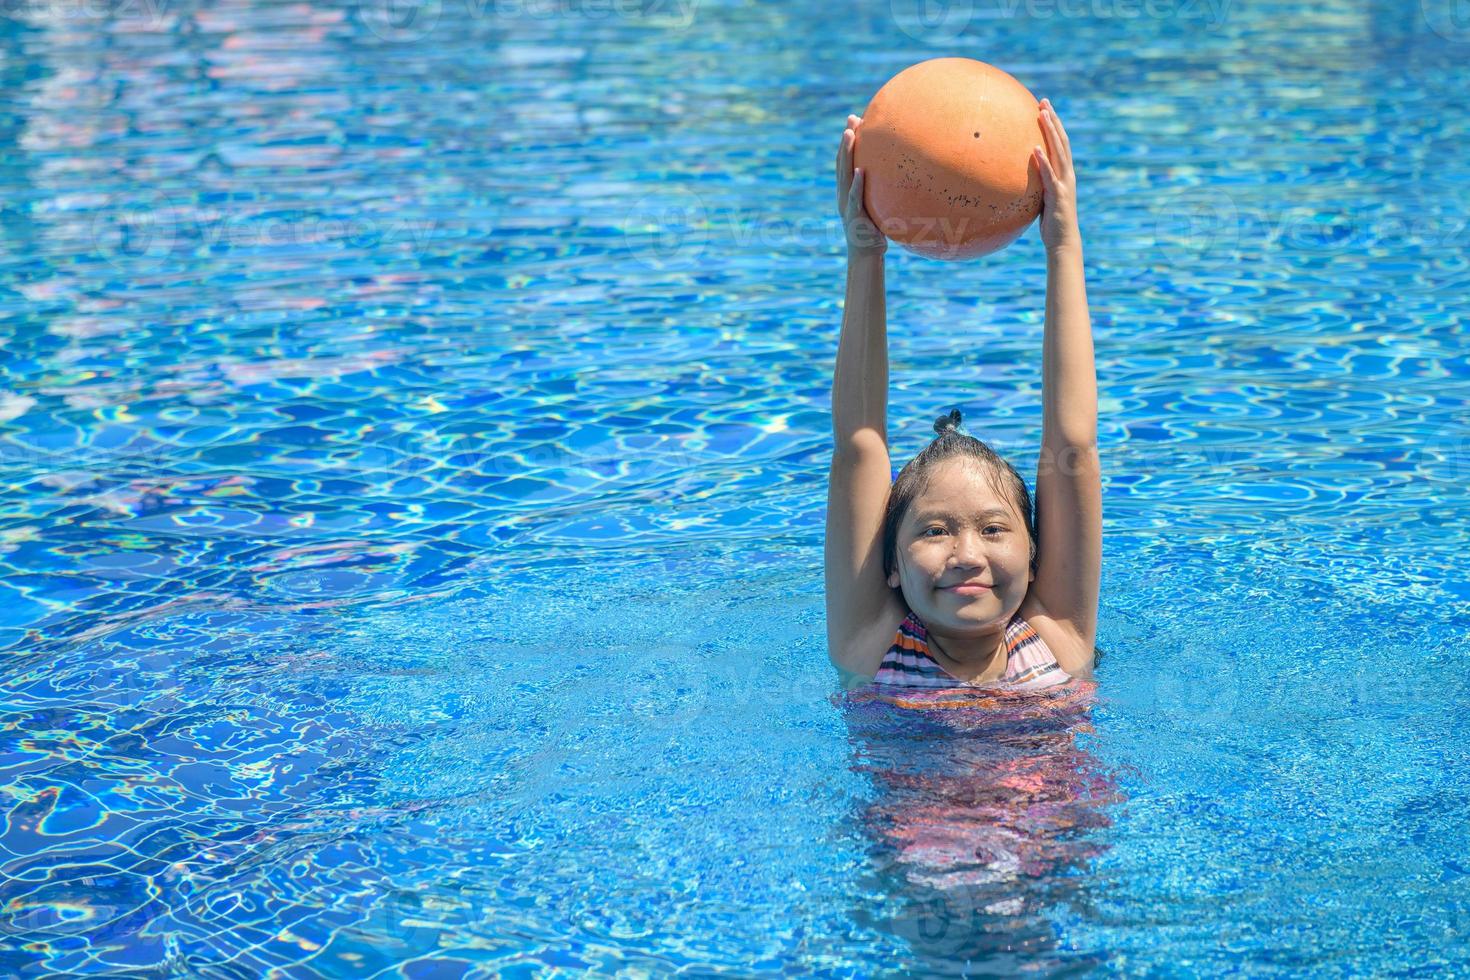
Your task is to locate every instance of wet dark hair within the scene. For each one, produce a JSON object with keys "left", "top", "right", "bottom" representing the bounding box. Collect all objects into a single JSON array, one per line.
[
  {"left": 880, "top": 407, "right": 1106, "bottom": 669},
  {"left": 882, "top": 407, "right": 1037, "bottom": 584}
]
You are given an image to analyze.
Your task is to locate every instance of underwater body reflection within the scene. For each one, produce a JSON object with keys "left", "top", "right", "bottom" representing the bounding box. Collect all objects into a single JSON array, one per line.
[{"left": 838, "top": 679, "right": 1126, "bottom": 973}]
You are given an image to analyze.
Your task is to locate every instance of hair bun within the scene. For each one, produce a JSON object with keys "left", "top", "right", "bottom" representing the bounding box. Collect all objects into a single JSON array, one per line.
[{"left": 932, "top": 408, "right": 963, "bottom": 437}]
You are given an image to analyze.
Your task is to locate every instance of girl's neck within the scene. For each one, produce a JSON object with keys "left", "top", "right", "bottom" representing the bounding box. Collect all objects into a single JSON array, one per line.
[{"left": 925, "top": 625, "right": 1009, "bottom": 683}]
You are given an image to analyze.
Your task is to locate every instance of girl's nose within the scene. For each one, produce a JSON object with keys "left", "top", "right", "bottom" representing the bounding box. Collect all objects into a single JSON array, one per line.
[{"left": 951, "top": 529, "right": 985, "bottom": 564}]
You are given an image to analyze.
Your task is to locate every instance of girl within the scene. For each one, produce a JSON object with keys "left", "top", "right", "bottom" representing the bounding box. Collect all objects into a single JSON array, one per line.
[{"left": 825, "top": 97, "right": 1101, "bottom": 693}]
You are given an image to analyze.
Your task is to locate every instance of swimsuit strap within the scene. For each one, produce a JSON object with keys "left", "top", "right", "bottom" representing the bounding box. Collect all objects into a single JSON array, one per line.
[{"left": 872, "top": 608, "right": 1070, "bottom": 691}]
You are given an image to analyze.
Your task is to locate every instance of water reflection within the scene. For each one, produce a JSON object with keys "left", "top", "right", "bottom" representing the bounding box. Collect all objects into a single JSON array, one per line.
[{"left": 839, "top": 680, "right": 1124, "bottom": 973}]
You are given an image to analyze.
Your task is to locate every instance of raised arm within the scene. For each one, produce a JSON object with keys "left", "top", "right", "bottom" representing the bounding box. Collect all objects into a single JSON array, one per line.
[
  {"left": 1028, "top": 97, "right": 1102, "bottom": 679},
  {"left": 825, "top": 114, "right": 905, "bottom": 679}
]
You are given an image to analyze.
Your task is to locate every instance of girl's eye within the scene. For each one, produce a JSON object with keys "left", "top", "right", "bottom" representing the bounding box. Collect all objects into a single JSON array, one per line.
[{"left": 923, "top": 526, "right": 1005, "bottom": 537}]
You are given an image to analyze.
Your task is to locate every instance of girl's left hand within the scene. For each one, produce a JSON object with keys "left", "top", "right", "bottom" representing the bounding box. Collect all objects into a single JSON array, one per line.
[{"left": 1033, "top": 98, "right": 1081, "bottom": 252}]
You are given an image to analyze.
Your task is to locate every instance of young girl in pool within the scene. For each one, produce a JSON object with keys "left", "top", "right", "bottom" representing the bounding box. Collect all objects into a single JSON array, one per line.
[{"left": 826, "top": 97, "right": 1101, "bottom": 692}]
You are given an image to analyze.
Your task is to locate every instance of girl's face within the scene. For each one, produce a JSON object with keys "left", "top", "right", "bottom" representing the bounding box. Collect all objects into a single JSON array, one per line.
[{"left": 887, "top": 458, "right": 1034, "bottom": 631}]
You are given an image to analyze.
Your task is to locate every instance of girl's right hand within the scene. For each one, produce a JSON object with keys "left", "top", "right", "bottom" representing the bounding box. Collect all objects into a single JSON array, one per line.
[{"left": 837, "top": 114, "right": 887, "bottom": 256}]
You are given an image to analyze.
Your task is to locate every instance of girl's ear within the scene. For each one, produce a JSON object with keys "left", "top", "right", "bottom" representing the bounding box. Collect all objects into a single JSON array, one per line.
[{"left": 887, "top": 570, "right": 899, "bottom": 589}]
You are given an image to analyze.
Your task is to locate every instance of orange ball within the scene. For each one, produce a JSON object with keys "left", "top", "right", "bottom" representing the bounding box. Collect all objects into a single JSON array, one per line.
[{"left": 854, "top": 58, "right": 1044, "bottom": 260}]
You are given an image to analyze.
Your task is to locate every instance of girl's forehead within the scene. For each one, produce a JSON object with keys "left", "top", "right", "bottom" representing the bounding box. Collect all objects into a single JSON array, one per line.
[
  {"left": 922, "top": 460, "right": 998, "bottom": 493},
  {"left": 912, "top": 464, "right": 1011, "bottom": 513}
]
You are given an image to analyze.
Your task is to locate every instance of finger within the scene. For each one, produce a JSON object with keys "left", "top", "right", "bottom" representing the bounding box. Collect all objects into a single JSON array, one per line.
[
  {"left": 1042, "top": 99, "right": 1072, "bottom": 167},
  {"left": 837, "top": 129, "right": 854, "bottom": 206},
  {"left": 1038, "top": 110, "right": 1059, "bottom": 175},
  {"left": 1032, "top": 145, "right": 1053, "bottom": 192},
  {"left": 1040, "top": 107, "right": 1069, "bottom": 180},
  {"left": 1048, "top": 103, "right": 1071, "bottom": 160},
  {"left": 848, "top": 166, "right": 866, "bottom": 215}
]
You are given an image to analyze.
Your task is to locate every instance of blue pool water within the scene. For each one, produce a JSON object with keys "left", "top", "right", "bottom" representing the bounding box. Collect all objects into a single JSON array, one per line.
[{"left": 2, "top": 0, "right": 1469, "bottom": 974}]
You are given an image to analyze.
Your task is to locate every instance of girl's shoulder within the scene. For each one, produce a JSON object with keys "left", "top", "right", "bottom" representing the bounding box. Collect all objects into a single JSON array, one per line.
[
  {"left": 1015, "top": 592, "right": 1097, "bottom": 680},
  {"left": 831, "top": 592, "right": 911, "bottom": 684},
  {"left": 869, "top": 603, "right": 1073, "bottom": 692},
  {"left": 871, "top": 606, "right": 953, "bottom": 689}
]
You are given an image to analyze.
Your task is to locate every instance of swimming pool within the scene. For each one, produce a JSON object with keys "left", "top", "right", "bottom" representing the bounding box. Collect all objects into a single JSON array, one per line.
[{"left": 2, "top": 0, "right": 1468, "bottom": 974}]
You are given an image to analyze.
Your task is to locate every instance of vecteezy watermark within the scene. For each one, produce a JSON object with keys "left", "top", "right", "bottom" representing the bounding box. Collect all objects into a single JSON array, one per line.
[
  {"left": 621, "top": 189, "right": 992, "bottom": 266},
  {"left": 7, "top": 441, "right": 176, "bottom": 491},
  {"left": 475, "top": 0, "right": 700, "bottom": 27},
  {"left": 0, "top": 894, "right": 158, "bottom": 953},
  {"left": 1414, "top": 418, "right": 1470, "bottom": 486},
  {"left": 888, "top": 0, "right": 977, "bottom": 42},
  {"left": 85, "top": 193, "right": 441, "bottom": 272},
  {"left": 356, "top": 0, "right": 442, "bottom": 41},
  {"left": 1149, "top": 640, "right": 1244, "bottom": 725},
  {"left": 348, "top": 428, "right": 706, "bottom": 504},
  {"left": 87, "top": 191, "right": 181, "bottom": 273},
  {"left": 1145, "top": 187, "right": 1241, "bottom": 268},
  {"left": 1421, "top": 0, "right": 1470, "bottom": 42},
  {"left": 357, "top": 0, "right": 699, "bottom": 41},
  {"left": 621, "top": 187, "right": 711, "bottom": 269},
  {"left": 1, "top": 0, "right": 174, "bottom": 28},
  {"left": 890, "top": 0, "right": 1230, "bottom": 43},
  {"left": 632, "top": 185, "right": 1467, "bottom": 270},
  {"left": 1139, "top": 188, "right": 1469, "bottom": 265},
  {"left": 201, "top": 210, "right": 439, "bottom": 255},
  {"left": 492, "top": 672, "right": 607, "bottom": 825},
  {"left": 359, "top": 879, "right": 470, "bottom": 952},
  {"left": 1036, "top": 442, "right": 1102, "bottom": 480},
  {"left": 615, "top": 639, "right": 712, "bottom": 736},
  {"left": 81, "top": 628, "right": 295, "bottom": 714}
]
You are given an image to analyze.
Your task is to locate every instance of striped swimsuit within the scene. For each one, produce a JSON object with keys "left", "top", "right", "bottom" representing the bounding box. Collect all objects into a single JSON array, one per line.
[{"left": 872, "top": 608, "right": 1072, "bottom": 693}]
